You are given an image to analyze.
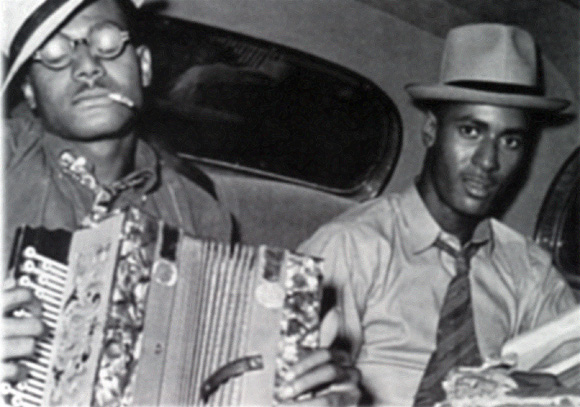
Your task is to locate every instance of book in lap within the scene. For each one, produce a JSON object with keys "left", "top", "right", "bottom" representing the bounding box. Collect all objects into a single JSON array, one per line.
[{"left": 501, "top": 304, "right": 580, "bottom": 388}]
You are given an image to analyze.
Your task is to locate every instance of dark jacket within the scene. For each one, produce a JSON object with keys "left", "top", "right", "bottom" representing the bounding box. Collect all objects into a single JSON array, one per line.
[{"left": 4, "top": 115, "right": 233, "bottom": 265}]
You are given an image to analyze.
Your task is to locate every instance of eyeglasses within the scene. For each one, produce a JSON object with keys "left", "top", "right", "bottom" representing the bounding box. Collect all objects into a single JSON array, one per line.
[{"left": 32, "top": 22, "right": 130, "bottom": 70}]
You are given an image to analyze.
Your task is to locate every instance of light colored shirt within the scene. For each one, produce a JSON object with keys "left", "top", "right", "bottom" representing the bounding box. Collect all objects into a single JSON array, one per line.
[{"left": 298, "top": 185, "right": 577, "bottom": 406}]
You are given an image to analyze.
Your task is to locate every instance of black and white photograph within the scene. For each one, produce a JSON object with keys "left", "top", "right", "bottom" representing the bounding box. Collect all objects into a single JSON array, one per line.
[{"left": 2, "top": 1, "right": 579, "bottom": 406}]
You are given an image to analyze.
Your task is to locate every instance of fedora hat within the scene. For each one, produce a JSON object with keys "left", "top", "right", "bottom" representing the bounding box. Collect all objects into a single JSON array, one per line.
[
  {"left": 405, "top": 24, "right": 569, "bottom": 112},
  {"left": 2, "top": 0, "right": 145, "bottom": 94}
]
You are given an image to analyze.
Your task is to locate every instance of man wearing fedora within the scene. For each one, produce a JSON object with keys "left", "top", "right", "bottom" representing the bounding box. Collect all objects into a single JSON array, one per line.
[
  {"left": 299, "top": 24, "right": 578, "bottom": 406},
  {"left": 1, "top": 0, "right": 361, "bottom": 404}
]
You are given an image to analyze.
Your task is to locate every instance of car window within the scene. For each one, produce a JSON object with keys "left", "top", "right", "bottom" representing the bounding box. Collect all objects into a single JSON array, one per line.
[
  {"left": 535, "top": 147, "right": 580, "bottom": 290},
  {"left": 139, "top": 15, "right": 401, "bottom": 200}
]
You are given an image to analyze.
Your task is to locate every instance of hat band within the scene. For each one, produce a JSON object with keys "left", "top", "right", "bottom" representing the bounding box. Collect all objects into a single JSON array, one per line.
[
  {"left": 8, "top": 0, "right": 71, "bottom": 70},
  {"left": 446, "top": 81, "right": 543, "bottom": 97}
]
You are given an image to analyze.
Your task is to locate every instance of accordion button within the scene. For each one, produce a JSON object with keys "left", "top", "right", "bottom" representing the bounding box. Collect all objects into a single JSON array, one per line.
[
  {"left": 152, "top": 259, "right": 178, "bottom": 286},
  {"left": 255, "top": 282, "right": 285, "bottom": 309}
]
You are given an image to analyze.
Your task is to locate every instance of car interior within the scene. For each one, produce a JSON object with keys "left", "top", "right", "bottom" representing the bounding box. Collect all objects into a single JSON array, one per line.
[
  {"left": 5, "top": 1, "right": 579, "bottom": 295},
  {"left": 128, "top": 1, "right": 580, "bottom": 296}
]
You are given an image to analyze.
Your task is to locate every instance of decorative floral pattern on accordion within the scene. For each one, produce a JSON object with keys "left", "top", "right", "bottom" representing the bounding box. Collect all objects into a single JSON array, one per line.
[{"left": 273, "top": 251, "right": 322, "bottom": 401}]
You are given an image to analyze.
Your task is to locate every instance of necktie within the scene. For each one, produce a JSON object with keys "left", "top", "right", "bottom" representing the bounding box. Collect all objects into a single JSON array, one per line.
[{"left": 413, "top": 238, "right": 483, "bottom": 406}]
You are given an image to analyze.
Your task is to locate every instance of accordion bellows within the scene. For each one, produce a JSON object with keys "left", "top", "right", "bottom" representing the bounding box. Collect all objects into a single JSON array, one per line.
[{"left": 3, "top": 208, "right": 323, "bottom": 406}]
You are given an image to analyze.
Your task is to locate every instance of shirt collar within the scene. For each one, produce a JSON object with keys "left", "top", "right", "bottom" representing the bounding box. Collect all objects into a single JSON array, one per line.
[
  {"left": 400, "top": 184, "right": 494, "bottom": 255},
  {"left": 400, "top": 184, "right": 441, "bottom": 254},
  {"left": 470, "top": 218, "right": 494, "bottom": 256},
  {"left": 130, "top": 139, "right": 160, "bottom": 194}
]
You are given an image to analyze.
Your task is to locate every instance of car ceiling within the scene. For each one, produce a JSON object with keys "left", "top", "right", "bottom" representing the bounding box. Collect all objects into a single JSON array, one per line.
[
  {"left": 358, "top": 0, "right": 580, "bottom": 97},
  {"left": 156, "top": 0, "right": 579, "bottom": 102}
]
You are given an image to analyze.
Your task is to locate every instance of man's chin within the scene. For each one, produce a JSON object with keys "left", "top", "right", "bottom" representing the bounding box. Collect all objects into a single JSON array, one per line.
[
  {"left": 64, "top": 117, "right": 134, "bottom": 141},
  {"left": 457, "top": 197, "right": 494, "bottom": 219}
]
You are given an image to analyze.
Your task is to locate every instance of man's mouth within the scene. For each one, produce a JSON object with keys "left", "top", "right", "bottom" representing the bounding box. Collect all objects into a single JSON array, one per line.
[
  {"left": 463, "top": 175, "right": 496, "bottom": 199},
  {"left": 72, "top": 89, "right": 115, "bottom": 106}
]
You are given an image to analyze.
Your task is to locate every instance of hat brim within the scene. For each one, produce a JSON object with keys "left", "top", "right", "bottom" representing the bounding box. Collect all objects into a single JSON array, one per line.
[
  {"left": 2, "top": 0, "right": 85, "bottom": 94},
  {"left": 405, "top": 83, "right": 569, "bottom": 112}
]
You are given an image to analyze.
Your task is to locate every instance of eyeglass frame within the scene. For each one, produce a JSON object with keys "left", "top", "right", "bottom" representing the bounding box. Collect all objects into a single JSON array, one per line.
[{"left": 31, "top": 22, "right": 131, "bottom": 70}]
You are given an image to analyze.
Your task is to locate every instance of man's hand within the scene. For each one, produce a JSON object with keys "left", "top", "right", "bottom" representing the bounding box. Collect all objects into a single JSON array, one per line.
[
  {"left": 2, "top": 283, "right": 45, "bottom": 382},
  {"left": 276, "top": 309, "right": 361, "bottom": 406},
  {"left": 277, "top": 348, "right": 361, "bottom": 406}
]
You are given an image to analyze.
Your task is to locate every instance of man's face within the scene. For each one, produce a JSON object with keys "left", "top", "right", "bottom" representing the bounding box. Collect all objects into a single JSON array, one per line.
[
  {"left": 422, "top": 103, "right": 530, "bottom": 219},
  {"left": 23, "top": 0, "right": 151, "bottom": 140}
]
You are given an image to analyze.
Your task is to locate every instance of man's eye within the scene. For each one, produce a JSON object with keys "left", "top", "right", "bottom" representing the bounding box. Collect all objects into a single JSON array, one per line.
[
  {"left": 39, "top": 36, "right": 70, "bottom": 62},
  {"left": 93, "top": 30, "right": 119, "bottom": 54},
  {"left": 458, "top": 125, "right": 480, "bottom": 139},
  {"left": 90, "top": 23, "right": 127, "bottom": 58},
  {"left": 501, "top": 136, "right": 523, "bottom": 150}
]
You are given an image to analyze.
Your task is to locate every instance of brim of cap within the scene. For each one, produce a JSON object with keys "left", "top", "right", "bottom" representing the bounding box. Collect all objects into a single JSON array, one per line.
[
  {"left": 405, "top": 83, "right": 570, "bottom": 112},
  {"left": 2, "top": 0, "right": 86, "bottom": 94}
]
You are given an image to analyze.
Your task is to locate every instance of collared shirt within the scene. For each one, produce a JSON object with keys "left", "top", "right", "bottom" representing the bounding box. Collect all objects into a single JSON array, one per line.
[
  {"left": 4, "top": 115, "right": 232, "bottom": 265},
  {"left": 298, "top": 185, "right": 577, "bottom": 406}
]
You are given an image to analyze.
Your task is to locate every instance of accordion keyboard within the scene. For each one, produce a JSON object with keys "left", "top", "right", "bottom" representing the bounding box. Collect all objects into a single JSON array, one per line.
[{"left": 2, "top": 247, "right": 69, "bottom": 407}]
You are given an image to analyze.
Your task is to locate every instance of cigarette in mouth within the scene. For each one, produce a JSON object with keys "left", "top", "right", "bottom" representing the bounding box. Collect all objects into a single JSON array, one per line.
[{"left": 108, "top": 92, "right": 135, "bottom": 108}]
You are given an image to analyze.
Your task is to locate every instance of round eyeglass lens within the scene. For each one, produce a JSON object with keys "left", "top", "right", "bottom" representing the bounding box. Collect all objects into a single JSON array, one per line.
[
  {"left": 38, "top": 35, "right": 72, "bottom": 68},
  {"left": 91, "top": 23, "right": 127, "bottom": 58}
]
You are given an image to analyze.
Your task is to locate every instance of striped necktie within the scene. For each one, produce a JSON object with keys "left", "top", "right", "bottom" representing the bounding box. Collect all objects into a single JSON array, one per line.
[{"left": 413, "top": 238, "right": 483, "bottom": 406}]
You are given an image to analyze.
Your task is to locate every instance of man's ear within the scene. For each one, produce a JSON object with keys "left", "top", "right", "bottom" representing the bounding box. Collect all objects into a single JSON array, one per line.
[
  {"left": 422, "top": 110, "right": 438, "bottom": 148},
  {"left": 21, "top": 79, "right": 37, "bottom": 110},
  {"left": 136, "top": 45, "right": 152, "bottom": 88}
]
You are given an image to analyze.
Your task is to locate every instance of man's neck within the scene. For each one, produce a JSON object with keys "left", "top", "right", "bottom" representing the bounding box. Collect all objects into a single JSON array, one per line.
[
  {"left": 416, "top": 177, "right": 483, "bottom": 244},
  {"left": 77, "top": 137, "right": 137, "bottom": 185},
  {"left": 47, "top": 132, "right": 137, "bottom": 186}
]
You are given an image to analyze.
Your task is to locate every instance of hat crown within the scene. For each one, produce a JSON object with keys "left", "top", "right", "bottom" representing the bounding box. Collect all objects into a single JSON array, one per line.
[
  {"left": 404, "top": 23, "right": 569, "bottom": 111},
  {"left": 440, "top": 24, "right": 538, "bottom": 87}
]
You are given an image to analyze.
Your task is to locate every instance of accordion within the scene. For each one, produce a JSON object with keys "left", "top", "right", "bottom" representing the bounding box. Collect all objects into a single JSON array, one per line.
[{"left": 3, "top": 208, "right": 323, "bottom": 406}]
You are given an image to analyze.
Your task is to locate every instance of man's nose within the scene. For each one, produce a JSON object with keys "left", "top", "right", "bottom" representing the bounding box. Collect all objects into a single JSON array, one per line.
[
  {"left": 472, "top": 136, "right": 499, "bottom": 172},
  {"left": 72, "top": 45, "right": 104, "bottom": 87}
]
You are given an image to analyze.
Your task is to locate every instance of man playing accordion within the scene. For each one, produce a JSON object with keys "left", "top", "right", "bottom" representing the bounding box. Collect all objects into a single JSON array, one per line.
[{"left": 1, "top": 0, "right": 360, "bottom": 405}]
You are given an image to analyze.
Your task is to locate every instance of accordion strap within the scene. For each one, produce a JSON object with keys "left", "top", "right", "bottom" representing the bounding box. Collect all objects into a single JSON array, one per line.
[
  {"left": 201, "top": 355, "right": 264, "bottom": 402},
  {"left": 157, "top": 148, "right": 218, "bottom": 201}
]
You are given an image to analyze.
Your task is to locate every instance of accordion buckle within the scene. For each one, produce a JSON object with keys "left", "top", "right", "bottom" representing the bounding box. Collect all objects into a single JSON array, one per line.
[{"left": 152, "top": 259, "right": 178, "bottom": 286}]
